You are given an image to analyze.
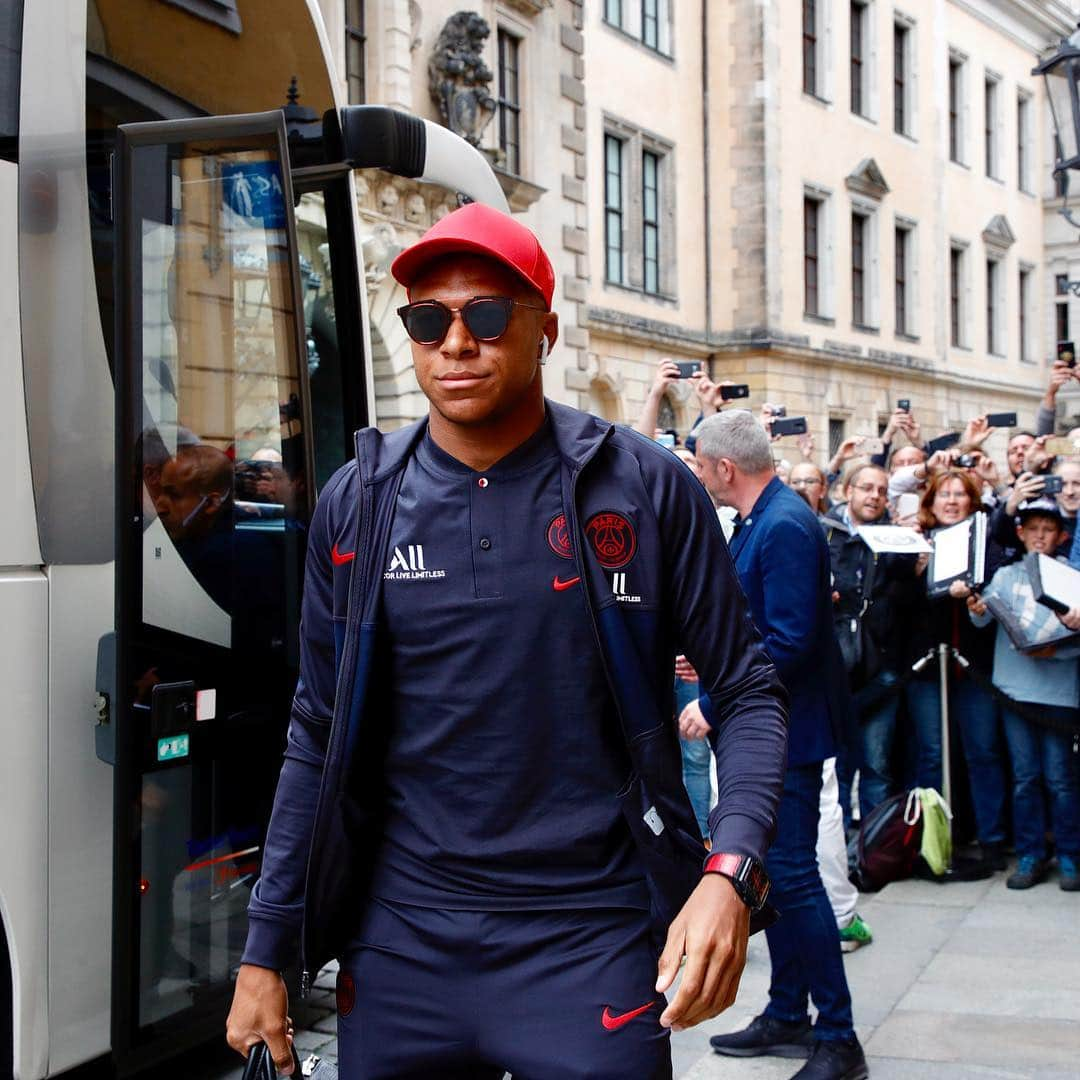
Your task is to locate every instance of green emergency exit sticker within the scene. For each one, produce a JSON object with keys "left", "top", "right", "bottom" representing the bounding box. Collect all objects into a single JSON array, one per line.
[{"left": 157, "top": 734, "right": 190, "bottom": 762}]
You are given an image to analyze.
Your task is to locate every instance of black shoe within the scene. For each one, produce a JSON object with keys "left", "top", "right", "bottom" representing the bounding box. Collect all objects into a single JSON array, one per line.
[
  {"left": 789, "top": 1038, "right": 869, "bottom": 1080},
  {"left": 1006, "top": 855, "right": 1047, "bottom": 890},
  {"left": 710, "top": 1013, "right": 814, "bottom": 1059},
  {"left": 979, "top": 841, "right": 1008, "bottom": 872}
]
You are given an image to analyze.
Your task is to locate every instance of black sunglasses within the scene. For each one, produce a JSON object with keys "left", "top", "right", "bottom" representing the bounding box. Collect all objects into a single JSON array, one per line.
[{"left": 396, "top": 295, "right": 546, "bottom": 345}]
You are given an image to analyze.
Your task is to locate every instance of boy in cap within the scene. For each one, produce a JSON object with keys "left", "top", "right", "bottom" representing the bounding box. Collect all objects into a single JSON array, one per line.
[
  {"left": 226, "top": 203, "right": 788, "bottom": 1077},
  {"left": 969, "top": 498, "right": 1080, "bottom": 891}
]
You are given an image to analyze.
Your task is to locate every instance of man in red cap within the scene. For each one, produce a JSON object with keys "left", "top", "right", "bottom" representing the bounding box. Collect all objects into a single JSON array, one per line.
[{"left": 227, "top": 203, "right": 788, "bottom": 1078}]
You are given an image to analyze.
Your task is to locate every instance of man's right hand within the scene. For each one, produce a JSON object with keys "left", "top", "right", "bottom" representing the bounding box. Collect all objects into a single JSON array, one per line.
[
  {"left": 1006, "top": 471, "right": 1046, "bottom": 516},
  {"left": 226, "top": 963, "right": 294, "bottom": 1076}
]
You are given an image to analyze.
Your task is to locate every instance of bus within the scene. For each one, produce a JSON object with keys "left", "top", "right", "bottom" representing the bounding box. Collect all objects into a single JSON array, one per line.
[{"left": 1, "top": 2, "right": 507, "bottom": 1076}]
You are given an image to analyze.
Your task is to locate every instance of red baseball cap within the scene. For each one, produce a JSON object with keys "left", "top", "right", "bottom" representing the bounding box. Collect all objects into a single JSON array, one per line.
[{"left": 391, "top": 202, "right": 555, "bottom": 310}]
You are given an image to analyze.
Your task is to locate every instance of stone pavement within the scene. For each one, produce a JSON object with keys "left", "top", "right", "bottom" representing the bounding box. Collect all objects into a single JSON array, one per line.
[{"left": 211, "top": 868, "right": 1080, "bottom": 1079}]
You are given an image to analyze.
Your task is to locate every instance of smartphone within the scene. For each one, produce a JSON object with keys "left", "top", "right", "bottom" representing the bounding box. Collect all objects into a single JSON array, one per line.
[
  {"left": 1045, "top": 436, "right": 1078, "bottom": 456},
  {"left": 654, "top": 432, "right": 676, "bottom": 449},
  {"left": 772, "top": 416, "right": 808, "bottom": 437},
  {"left": 859, "top": 437, "right": 886, "bottom": 456},
  {"left": 1043, "top": 474, "right": 1065, "bottom": 495},
  {"left": 720, "top": 383, "right": 750, "bottom": 401},
  {"left": 1058, "top": 341, "right": 1076, "bottom": 369},
  {"left": 675, "top": 360, "right": 701, "bottom": 379},
  {"left": 896, "top": 493, "right": 920, "bottom": 519},
  {"left": 925, "top": 431, "right": 961, "bottom": 454},
  {"left": 897, "top": 399, "right": 911, "bottom": 412},
  {"left": 986, "top": 411, "right": 1018, "bottom": 429}
]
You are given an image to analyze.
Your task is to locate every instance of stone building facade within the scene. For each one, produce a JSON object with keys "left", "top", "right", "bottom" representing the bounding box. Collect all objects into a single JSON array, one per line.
[{"left": 317, "top": 0, "right": 1079, "bottom": 463}]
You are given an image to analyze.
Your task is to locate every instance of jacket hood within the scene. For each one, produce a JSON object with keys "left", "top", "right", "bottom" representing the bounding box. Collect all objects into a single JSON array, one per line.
[{"left": 352, "top": 399, "right": 613, "bottom": 484}]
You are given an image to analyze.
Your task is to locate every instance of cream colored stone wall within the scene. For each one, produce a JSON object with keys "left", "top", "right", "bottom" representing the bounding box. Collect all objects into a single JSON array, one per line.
[{"left": 323, "top": 0, "right": 1080, "bottom": 454}]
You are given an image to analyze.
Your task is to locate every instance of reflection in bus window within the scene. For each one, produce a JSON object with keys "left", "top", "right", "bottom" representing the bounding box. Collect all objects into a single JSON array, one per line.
[
  {"left": 139, "top": 143, "right": 309, "bottom": 652},
  {"left": 296, "top": 192, "right": 350, "bottom": 489}
]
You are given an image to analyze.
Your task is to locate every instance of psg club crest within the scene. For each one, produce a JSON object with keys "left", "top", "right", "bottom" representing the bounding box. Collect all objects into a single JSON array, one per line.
[
  {"left": 585, "top": 511, "right": 637, "bottom": 569},
  {"left": 546, "top": 513, "right": 573, "bottom": 560}
]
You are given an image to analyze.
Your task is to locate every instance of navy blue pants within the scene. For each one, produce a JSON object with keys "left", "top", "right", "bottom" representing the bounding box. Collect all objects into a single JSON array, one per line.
[
  {"left": 763, "top": 763, "right": 856, "bottom": 1042},
  {"left": 336, "top": 899, "right": 672, "bottom": 1079}
]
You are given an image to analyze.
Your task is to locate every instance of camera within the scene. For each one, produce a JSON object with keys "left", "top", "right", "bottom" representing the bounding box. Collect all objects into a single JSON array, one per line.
[
  {"left": 772, "top": 416, "right": 808, "bottom": 438},
  {"left": 1043, "top": 475, "right": 1065, "bottom": 495},
  {"left": 956, "top": 453, "right": 977, "bottom": 468},
  {"left": 675, "top": 361, "right": 701, "bottom": 379},
  {"left": 897, "top": 398, "right": 911, "bottom": 412},
  {"left": 721, "top": 383, "right": 750, "bottom": 401}
]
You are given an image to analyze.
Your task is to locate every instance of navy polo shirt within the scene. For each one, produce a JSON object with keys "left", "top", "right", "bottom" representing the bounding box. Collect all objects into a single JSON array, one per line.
[{"left": 368, "top": 419, "right": 648, "bottom": 910}]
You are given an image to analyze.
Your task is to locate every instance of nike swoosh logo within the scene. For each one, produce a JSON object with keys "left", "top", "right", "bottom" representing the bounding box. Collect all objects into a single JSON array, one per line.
[
  {"left": 331, "top": 543, "right": 356, "bottom": 566},
  {"left": 552, "top": 575, "right": 581, "bottom": 591},
  {"left": 601, "top": 1002, "right": 655, "bottom": 1031}
]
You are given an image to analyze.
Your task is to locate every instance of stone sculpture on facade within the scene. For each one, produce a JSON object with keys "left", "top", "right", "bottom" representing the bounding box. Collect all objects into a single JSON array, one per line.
[{"left": 428, "top": 11, "right": 496, "bottom": 148}]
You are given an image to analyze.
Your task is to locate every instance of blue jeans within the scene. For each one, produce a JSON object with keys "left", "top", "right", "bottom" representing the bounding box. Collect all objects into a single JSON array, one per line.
[
  {"left": 763, "top": 763, "right": 855, "bottom": 1042},
  {"left": 675, "top": 677, "right": 711, "bottom": 837},
  {"left": 1002, "top": 707, "right": 1080, "bottom": 860},
  {"left": 857, "top": 671, "right": 901, "bottom": 818},
  {"left": 906, "top": 677, "right": 1007, "bottom": 846}
]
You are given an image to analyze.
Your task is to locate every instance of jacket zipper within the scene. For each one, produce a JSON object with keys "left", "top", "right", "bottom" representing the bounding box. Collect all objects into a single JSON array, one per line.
[{"left": 299, "top": 463, "right": 371, "bottom": 985}]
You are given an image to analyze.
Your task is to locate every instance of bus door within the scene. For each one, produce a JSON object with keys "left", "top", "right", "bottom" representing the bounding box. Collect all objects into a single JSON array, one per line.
[{"left": 111, "top": 110, "right": 321, "bottom": 1072}]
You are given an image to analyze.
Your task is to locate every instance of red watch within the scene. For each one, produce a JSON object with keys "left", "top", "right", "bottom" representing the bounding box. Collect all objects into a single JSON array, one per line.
[{"left": 703, "top": 852, "right": 771, "bottom": 911}]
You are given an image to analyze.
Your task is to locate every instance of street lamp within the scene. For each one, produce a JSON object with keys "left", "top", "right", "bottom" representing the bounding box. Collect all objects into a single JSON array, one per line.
[{"left": 1035, "top": 23, "right": 1080, "bottom": 231}]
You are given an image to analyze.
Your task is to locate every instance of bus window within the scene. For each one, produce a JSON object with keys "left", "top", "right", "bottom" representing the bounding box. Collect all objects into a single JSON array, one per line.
[
  {"left": 0, "top": 2, "right": 22, "bottom": 163},
  {"left": 138, "top": 140, "right": 310, "bottom": 651},
  {"left": 296, "top": 190, "right": 356, "bottom": 488}
]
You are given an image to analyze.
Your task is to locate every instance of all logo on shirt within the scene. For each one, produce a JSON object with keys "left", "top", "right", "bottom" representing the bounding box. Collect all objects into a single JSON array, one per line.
[
  {"left": 384, "top": 544, "right": 446, "bottom": 581},
  {"left": 611, "top": 571, "right": 642, "bottom": 604}
]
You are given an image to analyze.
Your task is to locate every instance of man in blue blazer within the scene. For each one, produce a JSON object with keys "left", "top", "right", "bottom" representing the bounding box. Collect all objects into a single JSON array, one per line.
[{"left": 687, "top": 411, "right": 867, "bottom": 1080}]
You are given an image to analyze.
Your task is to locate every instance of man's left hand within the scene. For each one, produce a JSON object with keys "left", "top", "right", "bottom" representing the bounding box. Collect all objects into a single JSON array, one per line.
[
  {"left": 678, "top": 699, "right": 710, "bottom": 740},
  {"left": 656, "top": 875, "right": 750, "bottom": 1031}
]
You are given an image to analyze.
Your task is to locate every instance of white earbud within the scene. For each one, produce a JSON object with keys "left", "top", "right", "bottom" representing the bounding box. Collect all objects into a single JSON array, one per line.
[{"left": 538, "top": 337, "right": 550, "bottom": 365}]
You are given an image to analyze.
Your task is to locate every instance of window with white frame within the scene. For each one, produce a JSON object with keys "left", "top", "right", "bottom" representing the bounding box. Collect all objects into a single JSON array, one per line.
[
  {"left": 1057, "top": 273, "right": 1071, "bottom": 345},
  {"left": 850, "top": 1, "right": 872, "bottom": 119},
  {"left": 949, "top": 242, "right": 970, "bottom": 347},
  {"left": 894, "top": 221, "right": 917, "bottom": 336},
  {"left": 804, "top": 0, "right": 820, "bottom": 97},
  {"left": 1018, "top": 264, "right": 1034, "bottom": 364},
  {"left": 345, "top": 0, "right": 365, "bottom": 104},
  {"left": 1017, "top": 91, "right": 1033, "bottom": 193},
  {"left": 805, "top": 196, "right": 823, "bottom": 316},
  {"left": 948, "top": 51, "right": 966, "bottom": 165},
  {"left": 851, "top": 204, "right": 878, "bottom": 328},
  {"left": 984, "top": 73, "right": 1001, "bottom": 180},
  {"left": 497, "top": 28, "right": 522, "bottom": 175},
  {"left": 602, "top": 0, "right": 671, "bottom": 55},
  {"left": 642, "top": 150, "right": 661, "bottom": 295},
  {"left": 603, "top": 122, "right": 674, "bottom": 297},
  {"left": 604, "top": 134, "right": 625, "bottom": 285},
  {"left": 893, "top": 18, "right": 914, "bottom": 137},
  {"left": 986, "top": 256, "right": 1003, "bottom": 356},
  {"left": 804, "top": 188, "right": 835, "bottom": 319}
]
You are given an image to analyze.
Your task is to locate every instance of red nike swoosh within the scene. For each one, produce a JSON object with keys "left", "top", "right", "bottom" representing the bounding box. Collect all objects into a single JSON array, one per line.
[
  {"left": 601, "top": 1002, "right": 655, "bottom": 1031},
  {"left": 552, "top": 575, "right": 581, "bottom": 591},
  {"left": 331, "top": 543, "right": 356, "bottom": 566}
]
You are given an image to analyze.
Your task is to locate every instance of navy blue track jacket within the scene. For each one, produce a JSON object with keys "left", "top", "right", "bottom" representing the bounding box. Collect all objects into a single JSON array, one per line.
[{"left": 242, "top": 401, "right": 789, "bottom": 980}]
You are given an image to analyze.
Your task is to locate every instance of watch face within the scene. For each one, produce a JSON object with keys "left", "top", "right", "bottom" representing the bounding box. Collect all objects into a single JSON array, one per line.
[{"left": 704, "top": 853, "right": 770, "bottom": 909}]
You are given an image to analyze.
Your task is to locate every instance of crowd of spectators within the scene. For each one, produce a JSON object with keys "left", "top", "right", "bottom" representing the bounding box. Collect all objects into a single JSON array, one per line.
[{"left": 638, "top": 357, "right": 1080, "bottom": 895}]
